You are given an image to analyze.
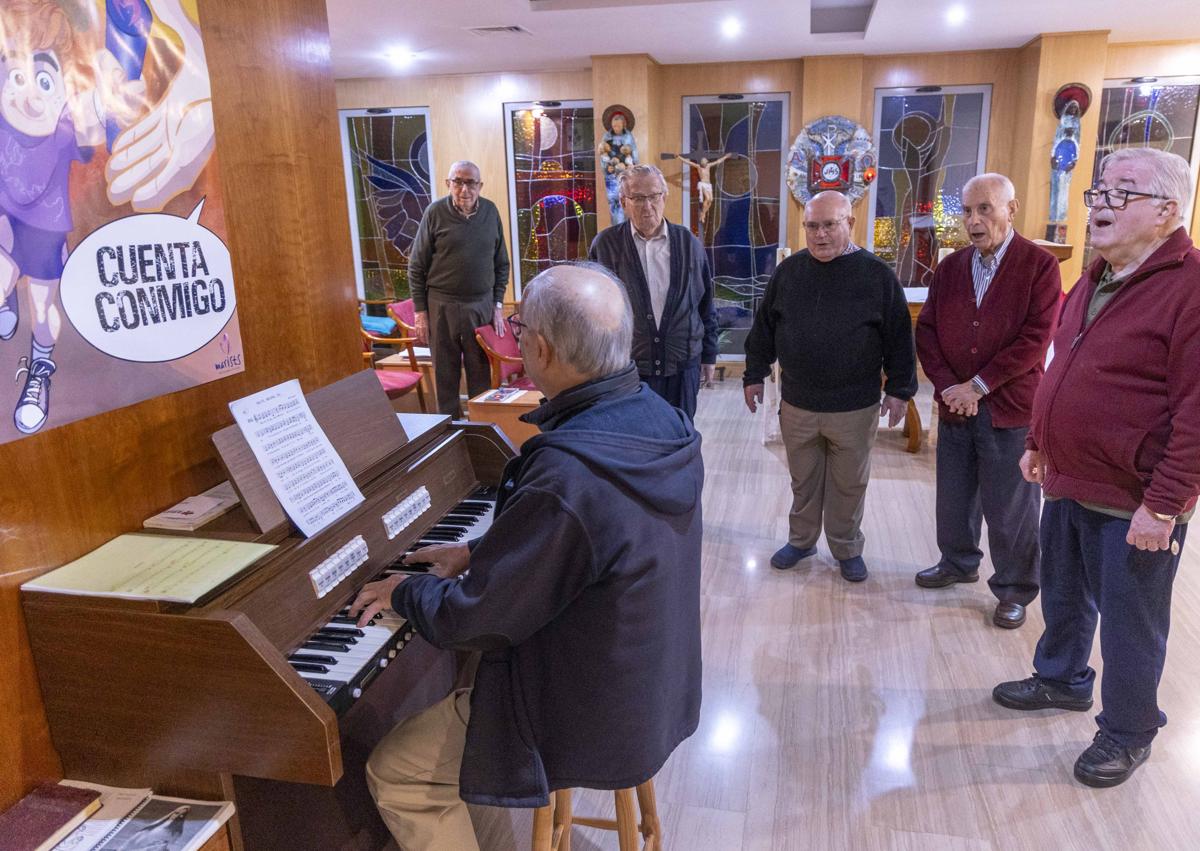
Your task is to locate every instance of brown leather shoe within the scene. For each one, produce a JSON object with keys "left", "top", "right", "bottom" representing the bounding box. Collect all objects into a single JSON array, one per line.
[
  {"left": 915, "top": 564, "right": 979, "bottom": 588},
  {"left": 993, "top": 602, "right": 1026, "bottom": 629}
]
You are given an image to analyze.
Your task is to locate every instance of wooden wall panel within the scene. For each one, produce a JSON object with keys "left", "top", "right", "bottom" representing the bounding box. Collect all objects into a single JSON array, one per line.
[
  {"left": 335, "top": 70, "right": 593, "bottom": 301},
  {"left": 0, "top": 0, "right": 361, "bottom": 811},
  {"left": 656, "top": 60, "right": 805, "bottom": 251},
  {"left": 801, "top": 55, "right": 866, "bottom": 248}
]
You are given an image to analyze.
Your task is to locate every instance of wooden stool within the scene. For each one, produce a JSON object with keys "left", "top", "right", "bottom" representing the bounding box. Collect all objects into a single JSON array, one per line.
[{"left": 531, "top": 779, "right": 661, "bottom": 851}]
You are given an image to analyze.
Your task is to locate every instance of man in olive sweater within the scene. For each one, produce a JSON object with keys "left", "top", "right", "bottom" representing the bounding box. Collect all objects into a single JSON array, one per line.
[
  {"left": 409, "top": 161, "right": 510, "bottom": 417},
  {"left": 743, "top": 191, "right": 916, "bottom": 582}
]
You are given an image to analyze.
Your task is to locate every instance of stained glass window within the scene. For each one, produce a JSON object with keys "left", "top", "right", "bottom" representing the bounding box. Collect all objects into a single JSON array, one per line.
[
  {"left": 869, "top": 86, "right": 991, "bottom": 287},
  {"left": 504, "top": 101, "right": 598, "bottom": 297},
  {"left": 1085, "top": 78, "right": 1200, "bottom": 265},
  {"left": 682, "top": 95, "right": 789, "bottom": 358},
  {"left": 339, "top": 108, "right": 434, "bottom": 301}
]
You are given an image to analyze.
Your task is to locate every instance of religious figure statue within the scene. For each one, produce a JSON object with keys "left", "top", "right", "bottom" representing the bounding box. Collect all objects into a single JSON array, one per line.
[
  {"left": 599, "top": 105, "right": 638, "bottom": 224},
  {"left": 676, "top": 152, "right": 734, "bottom": 226},
  {"left": 1047, "top": 83, "right": 1092, "bottom": 243}
]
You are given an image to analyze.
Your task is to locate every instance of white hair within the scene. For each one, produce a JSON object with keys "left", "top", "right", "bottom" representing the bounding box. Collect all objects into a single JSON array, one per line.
[
  {"left": 521, "top": 262, "right": 633, "bottom": 378},
  {"left": 447, "top": 160, "right": 480, "bottom": 178},
  {"left": 963, "top": 173, "right": 1016, "bottom": 204},
  {"left": 618, "top": 164, "right": 668, "bottom": 196},
  {"left": 1100, "top": 148, "right": 1193, "bottom": 224}
]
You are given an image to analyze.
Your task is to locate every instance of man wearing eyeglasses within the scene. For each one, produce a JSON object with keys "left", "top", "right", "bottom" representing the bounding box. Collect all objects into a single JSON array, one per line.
[
  {"left": 914, "top": 174, "right": 1061, "bottom": 630},
  {"left": 994, "top": 148, "right": 1200, "bottom": 788},
  {"left": 588, "top": 164, "right": 718, "bottom": 419},
  {"left": 409, "top": 160, "right": 510, "bottom": 417},
  {"left": 743, "top": 190, "right": 916, "bottom": 583}
]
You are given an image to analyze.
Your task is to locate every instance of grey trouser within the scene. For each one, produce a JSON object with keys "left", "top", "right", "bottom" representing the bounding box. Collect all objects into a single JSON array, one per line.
[
  {"left": 779, "top": 400, "right": 879, "bottom": 560},
  {"left": 427, "top": 293, "right": 493, "bottom": 417}
]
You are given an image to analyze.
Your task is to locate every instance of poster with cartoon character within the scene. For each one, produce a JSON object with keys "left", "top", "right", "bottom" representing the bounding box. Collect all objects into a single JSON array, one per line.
[{"left": 0, "top": 0, "right": 241, "bottom": 444}]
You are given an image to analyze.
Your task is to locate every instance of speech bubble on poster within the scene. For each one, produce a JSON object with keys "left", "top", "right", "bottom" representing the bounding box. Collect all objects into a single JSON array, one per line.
[{"left": 60, "top": 200, "right": 236, "bottom": 363}]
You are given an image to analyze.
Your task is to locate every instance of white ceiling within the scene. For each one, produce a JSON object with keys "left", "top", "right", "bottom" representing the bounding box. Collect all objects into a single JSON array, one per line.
[{"left": 326, "top": 0, "right": 1200, "bottom": 81}]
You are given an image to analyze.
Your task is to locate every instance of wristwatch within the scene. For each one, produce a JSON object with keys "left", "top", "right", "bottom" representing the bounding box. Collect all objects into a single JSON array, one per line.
[{"left": 1145, "top": 507, "right": 1177, "bottom": 522}]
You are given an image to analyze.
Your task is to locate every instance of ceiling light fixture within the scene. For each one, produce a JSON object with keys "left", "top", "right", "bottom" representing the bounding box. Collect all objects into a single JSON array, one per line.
[
  {"left": 945, "top": 5, "right": 967, "bottom": 27},
  {"left": 721, "top": 16, "right": 743, "bottom": 39},
  {"left": 385, "top": 46, "right": 418, "bottom": 69}
]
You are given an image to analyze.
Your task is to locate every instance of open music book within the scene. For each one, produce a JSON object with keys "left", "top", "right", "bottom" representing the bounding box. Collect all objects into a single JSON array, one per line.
[
  {"left": 51, "top": 781, "right": 232, "bottom": 851},
  {"left": 22, "top": 534, "right": 276, "bottom": 604}
]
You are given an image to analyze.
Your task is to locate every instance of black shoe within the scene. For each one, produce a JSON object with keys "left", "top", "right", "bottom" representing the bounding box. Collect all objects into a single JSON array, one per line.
[
  {"left": 1074, "top": 731, "right": 1151, "bottom": 788},
  {"left": 992, "top": 675, "right": 1093, "bottom": 711},
  {"left": 915, "top": 564, "right": 979, "bottom": 588},
  {"left": 838, "top": 555, "right": 868, "bottom": 582},
  {"left": 993, "top": 602, "right": 1026, "bottom": 629},
  {"left": 770, "top": 543, "right": 817, "bottom": 570}
]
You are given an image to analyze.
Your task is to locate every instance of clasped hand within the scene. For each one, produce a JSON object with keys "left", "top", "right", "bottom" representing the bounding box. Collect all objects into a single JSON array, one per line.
[{"left": 941, "top": 381, "right": 982, "bottom": 417}]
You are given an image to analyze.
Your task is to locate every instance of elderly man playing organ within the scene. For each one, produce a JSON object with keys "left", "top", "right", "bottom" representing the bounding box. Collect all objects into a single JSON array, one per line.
[{"left": 350, "top": 262, "right": 705, "bottom": 849}]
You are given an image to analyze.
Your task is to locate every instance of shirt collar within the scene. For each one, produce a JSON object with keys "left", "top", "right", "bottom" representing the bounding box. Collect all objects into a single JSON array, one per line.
[
  {"left": 631, "top": 219, "right": 668, "bottom": 243},
  {"left": 842, "top": 241, "right": 860, "bottom": 256},
  {"left": 976, "top": 228, "right": 1015, "bottom": 267},
  {"left": 520, "top": 364, "right": 642, "bottom": 431}
]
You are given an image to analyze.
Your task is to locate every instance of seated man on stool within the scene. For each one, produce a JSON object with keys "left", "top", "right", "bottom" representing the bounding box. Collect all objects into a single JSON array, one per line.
[{"left": 350, "top": 262, "right": 705, "bottom": 850}]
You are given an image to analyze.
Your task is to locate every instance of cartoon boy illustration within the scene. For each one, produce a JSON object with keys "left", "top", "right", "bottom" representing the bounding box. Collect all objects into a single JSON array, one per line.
[{"left": 0, "top": 0, "right": 146, "bottom": 434}]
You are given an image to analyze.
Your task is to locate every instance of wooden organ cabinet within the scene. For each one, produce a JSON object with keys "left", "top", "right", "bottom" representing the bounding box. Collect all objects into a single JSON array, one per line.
[{"left": 20, "top": 371, "right": 516, "bottom": 850}]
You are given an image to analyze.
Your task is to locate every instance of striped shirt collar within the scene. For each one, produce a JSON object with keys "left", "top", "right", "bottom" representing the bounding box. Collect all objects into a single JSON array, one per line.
[
  {"left": 843, "top": 241, "right": 861, "bottom": 255},
  {"left": 973, "top": 228, "right": 1015, "bottom": 269}
]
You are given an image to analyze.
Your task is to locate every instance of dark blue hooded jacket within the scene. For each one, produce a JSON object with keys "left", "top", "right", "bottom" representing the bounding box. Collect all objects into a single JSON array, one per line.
[{"left": 392, "top": 364, "right": 704, "bottom": 806}]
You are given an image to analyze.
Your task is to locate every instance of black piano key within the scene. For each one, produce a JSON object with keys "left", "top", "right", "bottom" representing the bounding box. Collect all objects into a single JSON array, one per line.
[
  {"left": 290, "top": 653, "right": 338, "bottom": 665},
  {"left": 319, "top": 626, "right": 365, "bottom": 638},
  {"left": 304, "top": 640, "right": 351, "bottom": 653},
  {"left": 290, "top": 661, "right": 330, "bottom": 674}
]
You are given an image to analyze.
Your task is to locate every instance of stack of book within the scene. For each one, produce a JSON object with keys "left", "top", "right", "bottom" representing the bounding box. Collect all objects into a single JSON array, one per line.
[
  {"left": 143, "top": 481, "right": 240, "bottom": 531},
  {"left": 0, "top": 779, "right": 234, "bottom": 851}
]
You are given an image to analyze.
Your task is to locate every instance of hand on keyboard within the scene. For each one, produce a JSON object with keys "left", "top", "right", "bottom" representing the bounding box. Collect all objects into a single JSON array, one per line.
[
  {"left": 349, "top": 575, "right": 405, "bottom": 627},
  {"left": 405, "top": 543, "right": 470, "bottom": 579}
]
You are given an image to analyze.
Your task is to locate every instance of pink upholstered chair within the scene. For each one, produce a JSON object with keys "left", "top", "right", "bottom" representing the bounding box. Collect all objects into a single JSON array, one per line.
[
  {"left": 474, "top": 322, "right": 536, "bottom": 390},
  {"left": 387, "top": 299, "right": 417, "bottom": 334},
  {"left": 360, "top": 326, "right": 427, "bottom": 411}
]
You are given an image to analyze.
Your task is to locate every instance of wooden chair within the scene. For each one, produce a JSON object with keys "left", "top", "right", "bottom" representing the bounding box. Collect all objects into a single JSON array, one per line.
[
  {"left": 475, "top": 321, "right": 536, "bottom": 390},
  {"left": 360, "top": 326, "right": 427, "bottom": 412},
  {"left": 531, "top": 779, "right": 662, "bottom": 851}
]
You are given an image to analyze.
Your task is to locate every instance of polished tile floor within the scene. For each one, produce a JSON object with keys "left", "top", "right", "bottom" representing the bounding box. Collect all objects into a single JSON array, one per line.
[{"left": 457, "top": 378, "right": 1200, "bottom": 850}]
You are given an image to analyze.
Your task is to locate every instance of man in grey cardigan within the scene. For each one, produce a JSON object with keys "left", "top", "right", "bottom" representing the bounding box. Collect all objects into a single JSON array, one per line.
[
  {"left": 588, "top": 164, "right": 718, "bottom": 419},
  {"left": 409, "top": 161, "right": 511, "bottom": 417}
]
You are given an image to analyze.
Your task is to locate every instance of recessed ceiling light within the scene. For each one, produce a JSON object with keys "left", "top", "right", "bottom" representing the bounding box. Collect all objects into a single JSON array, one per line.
[
  {"left": 721, "top": 16, "right": 743, "bottom": 39},
  {"left": 945, "top": 5, "right": 967, "bottom": 26},
  {"left": 385, "top": 46, "right": 418, "bottom": 69}
]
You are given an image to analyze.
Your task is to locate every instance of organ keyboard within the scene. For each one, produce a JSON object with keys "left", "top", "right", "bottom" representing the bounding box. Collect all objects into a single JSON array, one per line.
[{"left": 20, "top": 371, "right": 517, "bottom": 851}]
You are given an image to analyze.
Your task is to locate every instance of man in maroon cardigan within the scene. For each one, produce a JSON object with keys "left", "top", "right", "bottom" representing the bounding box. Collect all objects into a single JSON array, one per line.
[
  {"left": 915, "top": 174, "right": 1061, "bottom": 629},
  {"left": 994, "top": 148, "right": 1200, "bottom": 788}
]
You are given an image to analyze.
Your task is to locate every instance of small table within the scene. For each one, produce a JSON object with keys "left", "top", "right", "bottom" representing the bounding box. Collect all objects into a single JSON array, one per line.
[
  {"left": 376, "top": 349, "right": 435, "bottom": 410},
  {"left": 466, "top": 388, "right": 542, "bottom": 448}
]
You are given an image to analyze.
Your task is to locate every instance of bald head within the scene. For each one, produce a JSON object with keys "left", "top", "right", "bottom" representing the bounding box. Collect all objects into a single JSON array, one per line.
[
  {"left": 963, "top": 173, "right": 1015, "bottom": 205},
  {"left": 521, "top": 262, "right": 633, "bottom": 380},
  {"left": 808, "top": 190, "right": 852, "bottom": 219},
  {"left": 803, "top": 191, "right": 855, "bottom": 262}
]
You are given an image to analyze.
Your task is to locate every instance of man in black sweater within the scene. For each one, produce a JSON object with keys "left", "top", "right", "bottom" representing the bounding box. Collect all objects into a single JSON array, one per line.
[
  {"left": 409, "top": 160, "right": 511, "bottom": 417},
  {"left": 743, "top": 191, "right": 916, "bottom": 582}
]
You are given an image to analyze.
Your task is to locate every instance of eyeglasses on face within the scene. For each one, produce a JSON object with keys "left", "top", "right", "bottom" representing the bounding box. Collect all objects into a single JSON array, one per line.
[
  {"left": 803, "top": 217, "right": 848, "bottom": 233},
  {"left": 623, "top": 192, "right": 665, "bottom": 205},
  {"left": 507, "top": 314, "right": 530, "bottom": 342},
  {"left": 448, "top": 178, "right": 482, "bottom": 189},
  {"left": 1083, "top": 187, "right": 1170, "bottom": 210}
]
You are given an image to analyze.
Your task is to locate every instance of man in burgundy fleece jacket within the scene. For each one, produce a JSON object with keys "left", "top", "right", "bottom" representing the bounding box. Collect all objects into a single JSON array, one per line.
[
  {"left": 915, "top": 173, "right": 1061, "bottom": 630},
  {"left": 994, "top": 148, "right": 1200, "bottom": 788}
]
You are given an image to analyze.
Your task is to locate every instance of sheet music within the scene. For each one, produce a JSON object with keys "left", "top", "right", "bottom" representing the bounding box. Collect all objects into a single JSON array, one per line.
[{"left": 229, "top": 379, "right": 364, "bottom": 536}]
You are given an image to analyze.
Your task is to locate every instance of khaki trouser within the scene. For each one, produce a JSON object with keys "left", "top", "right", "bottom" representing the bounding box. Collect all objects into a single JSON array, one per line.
[
  {"left": 366, "top": 688, "right": 478, "bottom": 851},
  {"left": 427, "top": 294, "right": 494, "bottom": 418},
  {"left": 779, "top": 400, "right": 879, "bottom": 560}
]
